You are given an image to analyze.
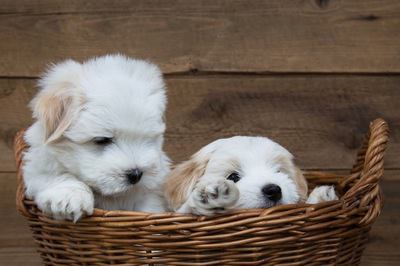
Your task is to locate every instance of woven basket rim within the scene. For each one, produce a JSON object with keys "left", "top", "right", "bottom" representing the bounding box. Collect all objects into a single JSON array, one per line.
[
  {"left": 14, "top": 118, "right": 389, "bottom": 224},
  {"left": 20, "top": 193, "right": 342, "bottom": 218}
]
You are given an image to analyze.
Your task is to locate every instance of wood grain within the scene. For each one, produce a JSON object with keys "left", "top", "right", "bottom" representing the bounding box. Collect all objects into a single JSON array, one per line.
[
  {"left": 1, "top": 75, "right": 399, "bottom": 171},
  {"left": 1, "top": 0, "right": 400, "bottom": 77},
  {"left": 0, "top": 173, "right": 41, "bottom": 266},
  {"left": 165, "top": 75, "right": 400, "bottom": 167},
  {"left": 1, "top": 171, "right": 398, "bottom": 266},
  {"left": 360, "top": 172, "right": 400, "bottom": 266}
]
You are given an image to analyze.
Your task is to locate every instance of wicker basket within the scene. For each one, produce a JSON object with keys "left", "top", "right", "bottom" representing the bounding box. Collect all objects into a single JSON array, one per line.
[{"left": 14, "top": 119, "right": 389, "bottom": 266}]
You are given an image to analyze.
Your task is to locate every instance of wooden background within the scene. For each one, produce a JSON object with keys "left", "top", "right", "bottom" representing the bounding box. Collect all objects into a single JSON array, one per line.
[{"left": 1, "top": 0, "right": 399, "bottom": 265}]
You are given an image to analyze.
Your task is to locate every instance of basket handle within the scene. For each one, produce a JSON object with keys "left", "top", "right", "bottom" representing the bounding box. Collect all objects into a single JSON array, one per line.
[
  {"left": 339, "top": 118, "right": 389, "bottom": 225},
  {"left": 14, "top": 130, "right": 32, "bottom": 218}
]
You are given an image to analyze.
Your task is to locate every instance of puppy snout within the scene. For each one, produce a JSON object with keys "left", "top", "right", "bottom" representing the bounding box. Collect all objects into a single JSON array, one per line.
[
  {"left": 262, "top": 184, "right": 282, "bottom": 202},
  {"left": 126, "top": 168, "right": 143, "bottom": 185}
]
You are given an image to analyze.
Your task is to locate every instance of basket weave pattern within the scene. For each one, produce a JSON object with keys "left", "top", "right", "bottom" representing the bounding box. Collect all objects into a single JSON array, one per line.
[{"left": 14, "top": 119, "right": 389, "bottom": 265}]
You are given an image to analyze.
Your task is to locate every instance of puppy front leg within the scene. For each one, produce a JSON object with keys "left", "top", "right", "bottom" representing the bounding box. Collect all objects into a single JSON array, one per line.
[
  {"left": 29, "top": 174, "right": 94, "bottom": 222},
  {"left": 306, "top": 185, "right": 338, "bottom": 204},
  {"left": 179, "top": 178, "right": 239, "bottom": 216}
]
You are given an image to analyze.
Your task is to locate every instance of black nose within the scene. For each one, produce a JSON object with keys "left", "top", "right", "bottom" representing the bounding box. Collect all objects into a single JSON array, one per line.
[
  {"left": 126, "top": 168, "right": 143, "bottom": 184},
  {"left": 262, "top": 184, "right": 282, "bottom": 202}
]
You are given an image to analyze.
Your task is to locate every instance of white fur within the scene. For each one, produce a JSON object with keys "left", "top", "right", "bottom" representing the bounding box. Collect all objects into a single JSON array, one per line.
[
  {"left": 169, "top": 136, "right": 337, "bottom": 216},
  {"left": 23, "top": 55, "right": 170, "bottom": 221},
  {"left": 170, "top": 136, "right": 303, "bottom": 215},
  {"left": 306, "top": 186, "right": 338, "bottom": 204},
  {"left": 180, "top": 178, "right": 240, "bottom": 216}
]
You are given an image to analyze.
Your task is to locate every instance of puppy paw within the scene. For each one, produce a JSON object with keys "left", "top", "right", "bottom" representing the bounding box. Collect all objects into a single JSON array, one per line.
[
  {"left": 36, "top": 186, "right": 94, "bottom": 222},
  {"left": 306, "top": 185, "right": 338, "bottom": 204},
  {"left": 190, "top": 179, "right": 239, "bottom": 216}
]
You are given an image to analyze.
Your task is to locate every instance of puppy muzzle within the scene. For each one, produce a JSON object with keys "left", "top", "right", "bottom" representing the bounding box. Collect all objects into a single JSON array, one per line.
[{"left": 126, "top": 168, "right": 143, "bottom": 185}]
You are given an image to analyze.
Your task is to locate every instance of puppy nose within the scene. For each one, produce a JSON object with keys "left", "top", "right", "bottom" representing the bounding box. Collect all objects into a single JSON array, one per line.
[
  {"left": 126, "top": 168, "right": 143, "bottom": 184},
  {"left": 262, "top": 184, "right": 282, "bottom": 202}
]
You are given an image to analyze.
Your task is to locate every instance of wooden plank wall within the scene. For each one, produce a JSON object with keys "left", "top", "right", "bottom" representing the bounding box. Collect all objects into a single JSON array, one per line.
[{"left": 0, "top": 0, "right": 399, "bottom": 265}]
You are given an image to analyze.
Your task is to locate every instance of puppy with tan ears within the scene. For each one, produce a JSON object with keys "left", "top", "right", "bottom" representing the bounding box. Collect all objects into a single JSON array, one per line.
[
  {"left": 23, "top": 55, "right": 170, "bottom": 221},
  {"left": 164, "top": 136, "right": 337, "bottom": 216}
]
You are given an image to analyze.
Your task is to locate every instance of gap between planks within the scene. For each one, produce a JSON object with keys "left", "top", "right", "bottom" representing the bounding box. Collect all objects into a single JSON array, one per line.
[{"left": 1, "top": 72, "right": 400, "bottom": 80}]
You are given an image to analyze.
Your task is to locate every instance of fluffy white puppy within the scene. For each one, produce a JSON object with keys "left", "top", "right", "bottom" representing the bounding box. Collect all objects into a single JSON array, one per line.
[
  {"left": 164, "top": 136, "right": 337, "bottom": 215},
  {"left": 23, "top": 55, "right": 170, "bottom": 221}
]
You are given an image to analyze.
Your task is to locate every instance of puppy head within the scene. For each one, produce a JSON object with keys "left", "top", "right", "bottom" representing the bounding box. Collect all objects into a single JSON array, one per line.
[
  {"left": 32, "top": 54, "right": 169, "bottom": 195},
  {"left": 165, "top": 136, "right": 307, "bottom": 211}
]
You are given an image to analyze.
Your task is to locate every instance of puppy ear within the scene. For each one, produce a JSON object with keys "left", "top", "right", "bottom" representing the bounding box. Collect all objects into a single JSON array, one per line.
[
  {"left": 292, "top": 167, "right": 308, "bottom": 203},
  {"left": 31, "top": 60, "right": 85, "bottom": 143},
  {"left": 164, "top": 152, "right": 210, "bottom": 211},
  {"left": 274, "top": 152, "right": 308, "bottom": 203}
]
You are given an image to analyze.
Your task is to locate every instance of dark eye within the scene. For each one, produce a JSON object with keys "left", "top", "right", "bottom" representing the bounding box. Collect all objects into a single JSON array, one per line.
[
  {"left": 227, "top": 172, "right": 241, "bottom": 183},
  {"left": 92, "top": 137, "right": 113, "bottom": 146}
]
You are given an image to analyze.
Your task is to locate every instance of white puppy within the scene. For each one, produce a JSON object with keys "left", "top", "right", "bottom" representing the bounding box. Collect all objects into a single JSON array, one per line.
[
  {"left": 164, "top": 136, "right": 337, "bottom": 215},
  {"left": 23, "top": 55, "right": 170, "bottom": 221}
]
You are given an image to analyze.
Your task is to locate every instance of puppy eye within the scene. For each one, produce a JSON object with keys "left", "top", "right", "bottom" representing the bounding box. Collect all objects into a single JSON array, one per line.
[
  {"left": 92, "top": 137, "right": 113, "bottom": 146},
  {"left": 227, "top": 172, "right": 241, "bottom": 183}
]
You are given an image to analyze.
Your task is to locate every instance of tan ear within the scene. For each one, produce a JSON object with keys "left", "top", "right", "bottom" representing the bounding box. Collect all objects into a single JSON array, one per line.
[
  {"left": 164, "top": 156, "right": 209, "bottom": 211},
  {"left": 274, "top": 154, "right": 308, "bottom": 203},
  {"left": 31, "top": 60, "right": 84, "bottom": 143},
  {"left": 293, "top": 167, "right": 308, "bottom": 203}
]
